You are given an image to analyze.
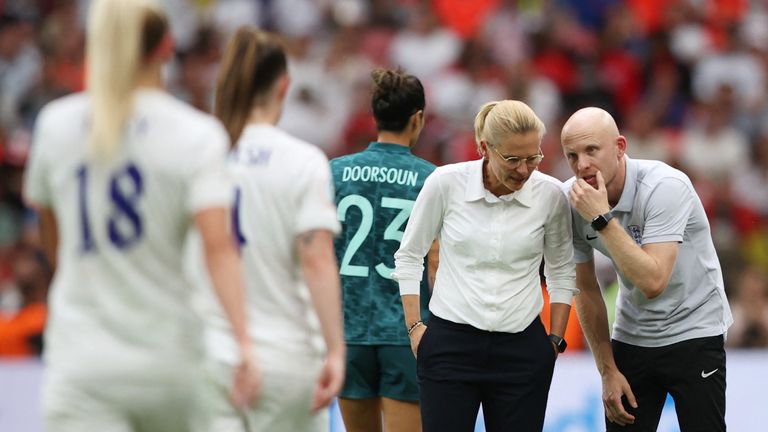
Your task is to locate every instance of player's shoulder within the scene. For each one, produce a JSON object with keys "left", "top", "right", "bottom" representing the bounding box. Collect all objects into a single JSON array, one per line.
[
  {"left": 277, "top": 128, "right": 328, "bottom": 164},
  {"left": 148, "top": 92, "right": 224, "bottom": 136},
  {"left": 36, "top": 92, "right": 88, "bottom": 128},
  {"left": 241, "top": 126, "right": 329, "bottom": 173},
  {"left": 330, "top": 150, "right": 362, "bottom": 170},
  {"left": 407, "top": 153, "right": 437, "bottom": 174}
]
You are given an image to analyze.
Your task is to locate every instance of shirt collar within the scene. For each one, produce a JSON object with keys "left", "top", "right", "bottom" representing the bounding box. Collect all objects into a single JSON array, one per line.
[
  {"left": 464, "top": 159, "right": 534, "bottom": 207},
  {"left": 366, "top": 142, "right": 412, "bottom": 154},
  {"left": 613, "top": 155, "right": 637, "bottom": 212}
]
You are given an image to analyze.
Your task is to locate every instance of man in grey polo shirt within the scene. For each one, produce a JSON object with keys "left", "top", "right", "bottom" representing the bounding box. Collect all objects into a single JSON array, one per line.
[{"left": 560, "top": 107, "right": 732, "bottom": 431}]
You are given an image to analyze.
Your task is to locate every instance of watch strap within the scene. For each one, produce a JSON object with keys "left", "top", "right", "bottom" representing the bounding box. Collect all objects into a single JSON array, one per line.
[{"left": 591, "top": 212, "right": 614, "bottom": 231}]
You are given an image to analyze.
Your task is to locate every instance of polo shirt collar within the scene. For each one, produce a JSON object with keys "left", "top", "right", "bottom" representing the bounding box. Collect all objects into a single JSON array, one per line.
[{"left": 613, "top": 155, "right": 637, "bottom": 213}]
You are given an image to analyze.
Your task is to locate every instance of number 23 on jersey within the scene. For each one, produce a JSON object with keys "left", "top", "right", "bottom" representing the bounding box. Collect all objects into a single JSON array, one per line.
[{"left": 336, "top": 194, "right": 414, "bottom": 280}]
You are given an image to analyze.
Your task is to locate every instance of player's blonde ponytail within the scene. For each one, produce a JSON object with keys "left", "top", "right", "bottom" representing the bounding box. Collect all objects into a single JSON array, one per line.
[{"left": 86, "top": 0, "right": 165, "bottom": 158}]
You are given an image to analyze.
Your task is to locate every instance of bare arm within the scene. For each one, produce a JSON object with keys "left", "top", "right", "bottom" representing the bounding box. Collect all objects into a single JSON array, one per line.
[
  {"left": 296, "top": 229, "right": 345, "bottom": 411},
  {"left": 575, "top": 261, "right": 615, "bottom": 375},
  {"left": 597, "top": 222, "right": 678, "bottom": 298},
  {"left": 548, "top": 302, "right": 570, "bottom": 355},
  {"left": 401, "top": 294, "right": 425, "bottom": 357},
  {"left": 575, "top": 260, "right": 636, "bottom": 425},
  {"left": 195, "top": 207, "right": 259, "bottom": 408},
  {"left": 37, "top": 207, "right": 58, "bottom": 271},
  {"left": 569, "top": 171, "right": 678, "bottom": 298}
]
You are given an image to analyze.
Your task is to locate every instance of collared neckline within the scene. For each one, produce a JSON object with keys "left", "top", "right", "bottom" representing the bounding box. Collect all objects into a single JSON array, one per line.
[
  {"left": 366, "top": 142, "right": 412, "bottom": 154},
  {"left": 612, "top": 155, "right": 637, "bottom": 213},
  {"left": 464, "top": 159, "right": 534, "bottom": 207}
]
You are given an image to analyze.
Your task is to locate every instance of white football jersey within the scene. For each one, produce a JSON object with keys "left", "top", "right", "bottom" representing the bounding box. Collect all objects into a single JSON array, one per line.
[
  {"left": 24, "top": 89, "right": 232, "bottom": 378},
  {"left": 191, "top": 124, "right": 340, "bottom": 369}
]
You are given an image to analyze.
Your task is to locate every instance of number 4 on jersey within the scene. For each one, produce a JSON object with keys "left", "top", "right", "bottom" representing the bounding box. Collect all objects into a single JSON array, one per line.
[{"left": 336, "top": 194, "right": 414, "bottom": 280}]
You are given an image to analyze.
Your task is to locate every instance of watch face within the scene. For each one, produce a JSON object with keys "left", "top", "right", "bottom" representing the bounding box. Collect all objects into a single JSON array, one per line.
[
  {"left": 591, "top": 213, "right": 613, "bottom": 231},
  {"left": 591, "top": 215, "right": 607, "bottom": 231}
]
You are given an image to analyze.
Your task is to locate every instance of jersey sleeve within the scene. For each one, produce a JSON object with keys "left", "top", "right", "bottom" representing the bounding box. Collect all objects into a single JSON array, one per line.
[
  {"left": 295, "top": 152, "right": 341, "bottom": 235},
  {"left": 24, "top": 105, "right": 55, "bottom": 208},
  {"left": 642, "top": 178, "right": 693, "bottom": 244},
  {"left": 186, "top": 120, "right": 233, "bottom": 214}
]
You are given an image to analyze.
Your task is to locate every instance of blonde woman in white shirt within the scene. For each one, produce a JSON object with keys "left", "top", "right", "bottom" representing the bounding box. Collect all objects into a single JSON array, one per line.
[
  {"left": 393, "top": 100, "right": 577, "bottom": 432},
  {"left": 23, "top": 1, "right": 259, "bottom": 431},
  {"left": 200, "top": 27, "right": 345, "bottom": 431}
]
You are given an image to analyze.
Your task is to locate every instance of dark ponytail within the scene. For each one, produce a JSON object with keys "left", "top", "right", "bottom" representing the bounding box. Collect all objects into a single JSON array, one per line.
[{"left": 214, "top": 27, "right": 287, "bottom": 146}]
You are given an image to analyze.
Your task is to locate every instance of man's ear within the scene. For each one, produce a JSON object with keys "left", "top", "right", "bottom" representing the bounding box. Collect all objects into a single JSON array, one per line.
[{"left": 616, "top": 135, "right": 627, "bottom": 159}]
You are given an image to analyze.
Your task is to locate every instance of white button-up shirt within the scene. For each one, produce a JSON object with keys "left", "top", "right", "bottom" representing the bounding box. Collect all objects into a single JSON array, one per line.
[{"left": 393, "top": 159, "right": 577, "bottom": 333}]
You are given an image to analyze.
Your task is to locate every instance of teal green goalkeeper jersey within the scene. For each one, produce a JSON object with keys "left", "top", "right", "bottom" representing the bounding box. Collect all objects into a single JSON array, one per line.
[{"left": 331, "top": 142, "right": 435, "bottom": 345}]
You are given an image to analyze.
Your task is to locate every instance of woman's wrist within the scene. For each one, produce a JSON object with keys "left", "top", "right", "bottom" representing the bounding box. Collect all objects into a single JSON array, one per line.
[{"left": 407, "top": 320, "right": 424, "bottom": 336}]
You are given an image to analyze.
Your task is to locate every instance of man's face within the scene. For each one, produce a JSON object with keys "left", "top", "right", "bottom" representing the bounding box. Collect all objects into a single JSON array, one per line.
[{"left": 562, "top": 132, "right": 624, "bottom": 189}]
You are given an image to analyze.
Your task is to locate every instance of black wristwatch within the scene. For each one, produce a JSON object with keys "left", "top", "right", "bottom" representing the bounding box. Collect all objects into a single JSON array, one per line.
[
  {"left": 549, "top": 334, "right": 567, "bottom": 353},
  {"left": 590, "top": 212, "right": 614, "bottom": 232}
]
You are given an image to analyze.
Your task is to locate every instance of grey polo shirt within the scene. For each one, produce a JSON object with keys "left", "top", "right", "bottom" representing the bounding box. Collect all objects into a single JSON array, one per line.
[{"left": 564, "top": 156, "right": 733, "bottom": 347}]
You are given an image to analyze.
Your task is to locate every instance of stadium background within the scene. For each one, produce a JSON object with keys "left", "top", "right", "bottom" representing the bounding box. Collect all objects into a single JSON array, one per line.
[{"left": 1, "top": 0, "right": 767, "bottom": 430}]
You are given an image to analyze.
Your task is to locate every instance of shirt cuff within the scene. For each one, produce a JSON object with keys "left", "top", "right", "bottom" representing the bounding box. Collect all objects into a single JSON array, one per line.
[
  {"left": 549, "top": 287, "right": 578, "bottom": 305},
  {"left": 399, "top": 280, "right": 421, "bottom": 296}
]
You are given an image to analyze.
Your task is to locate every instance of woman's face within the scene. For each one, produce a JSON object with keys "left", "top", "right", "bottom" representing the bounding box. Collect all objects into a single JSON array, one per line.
[{"left": 484, "top": 130, "right": 542, "bottom": 193}]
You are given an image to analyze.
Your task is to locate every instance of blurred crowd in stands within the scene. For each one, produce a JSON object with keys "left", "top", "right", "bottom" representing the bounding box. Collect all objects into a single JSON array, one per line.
[{"left": 2, "top": 0, "right": 768, "bottom": 356}]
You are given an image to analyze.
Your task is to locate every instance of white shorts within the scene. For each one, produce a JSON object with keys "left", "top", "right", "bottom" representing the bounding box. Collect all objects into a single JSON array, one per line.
[
  {"left": 208, "top": 354, "right": 328, "bottom": 432},
  {"left": 43, "top": 363, "right": 212, "bottom": 432}
]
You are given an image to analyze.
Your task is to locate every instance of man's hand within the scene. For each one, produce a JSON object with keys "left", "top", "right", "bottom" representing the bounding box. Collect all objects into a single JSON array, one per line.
[
  {"left": 602, "top": 368, "right": 638, "bottom": 426},
  {"left": 570, "top": 170, "right": 611, "bottom": 221}
]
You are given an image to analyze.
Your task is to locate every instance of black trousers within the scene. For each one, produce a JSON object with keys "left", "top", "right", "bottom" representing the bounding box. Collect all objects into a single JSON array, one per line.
[
  {"left": 417, "top": 315, "right": 556, "bottom": 432},
  {"left": 607, "top": 335, "right": 727, "bottom": 432}
]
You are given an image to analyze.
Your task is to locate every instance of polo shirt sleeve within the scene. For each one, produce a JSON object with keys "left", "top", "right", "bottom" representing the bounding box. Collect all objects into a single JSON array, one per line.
[
  {"left": 642, "top": 177, "right": 693, "bottom": 245},
  {"left": 393, "top": 170, "right": 444, "bottom": 295}
]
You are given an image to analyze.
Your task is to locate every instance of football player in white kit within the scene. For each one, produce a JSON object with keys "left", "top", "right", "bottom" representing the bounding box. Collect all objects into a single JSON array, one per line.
[
  {"left": 195, "top": 26, "right": 346, "bottom": 431},
  {"left": 23, "top": 1, "right": 260, "bottom": 431}
]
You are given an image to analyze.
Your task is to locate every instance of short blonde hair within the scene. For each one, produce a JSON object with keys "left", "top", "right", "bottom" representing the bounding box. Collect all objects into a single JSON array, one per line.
[{"left": 473, "top": 100, "right": 545, "bottom": 152}]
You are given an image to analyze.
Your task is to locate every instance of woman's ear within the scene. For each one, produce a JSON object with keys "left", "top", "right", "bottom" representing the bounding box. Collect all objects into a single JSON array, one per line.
[
  {"left": 148, "top": 32, "right": 175, "bottom": 63},
  {"left": 479, "top": 140, "right": 489, "bottom": 159},
  {"left": 276, "top": 74, "right": 290, "bottom": 101},
  {"left": 410, "top": 110, "right": 425, "bottom": 133}
]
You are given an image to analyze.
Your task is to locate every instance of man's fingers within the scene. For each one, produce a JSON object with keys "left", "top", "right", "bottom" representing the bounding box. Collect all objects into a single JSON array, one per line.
[
  {"left": 603, "top": 391, "right": 634, "bottom": 426},
  {"left": 596, "top": 170, "right": 606, "bottom": 190}
]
